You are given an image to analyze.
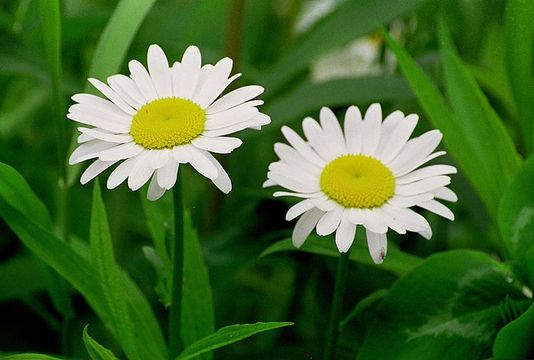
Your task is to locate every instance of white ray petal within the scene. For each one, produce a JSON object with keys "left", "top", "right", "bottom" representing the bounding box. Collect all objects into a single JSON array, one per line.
[
  {"left": 418, "top": 199, "right": 455, "bottom": 220},
  {"left": 344, "top": 105, "right": 363, "bottom": 154},
  {"left": 78, "top": 127, "right": 133, "bottom": 143},
  {"left": 303, "top": 117, "right": 337, "bottom": 161},
  {"left": 195, "top": 57, "right": 233, "bottom": 108},
  {"left": 366, "top": 230, "right": 387, "bottom": 264},
  {"left": 98, "top": 142, "right": 144, "bottom": 162},
  {"left": 292, "top": 208, "right": 324, "bottom": 248},
  {"left": 157, "top": 158, "right": 179, "bottom": 189},
  {"left": 395, "top": 176, "right": 451, "bottom": 196},
  {"left": 286, "top": 200, "right": 315, "bottom": 221},
  {"left": 192, "top": 136, "right": 242, "bottom": 154},
  {"left": 396, "top": 164, "right": 457, "bottom": 184},
  {"left": 80, "top": 159, "right": 117, "bottom": 184},
  {"left": 128, "top": 59, "right": 158, "bottom": 102},
  {"left": 147, "top": 44, "right": 172, "bottom": 98},
  {"left": 377, "top": 113, "right": 418, "bottom": 163},
  {"left": 179, "top": 45, "right": 202, "bottom": 99},
  {"left": 432, "top": 187, "right": 458, "bottom": 202},
  {"left": 361, "top": 103, "right": 382, "bottom": 156},
  {"left": 388, "top": 130, "right": 443, "bottom": 175},
  {"left": 107, "top": 156, "right": 138, "bottom": 189},
  {"left": 336, "top": 211, "right": 357, "bottom": 253},
  {"left": 316, "top": 206, "right": 343, "bottom": 236},
  {"left": 69, "top": 140, "right": 116, "bottom": 164},
  {"left": 147, "top": 173, "right": 166, "bottom": 201},
  {"left": 387, "top": 193, "right": 434, "bottom": 208},
  {"left": 207, "top": 85, "right": 264, "bottom": 114},
  {"left": 107, "top": 74, "right": 144, "bottom": 109},
  {"left": 320, "top": 107, "right": 347, "bottom": 155},
  {"left": 88, "top": 78, "right": 135, "bottom": 115},
  {"left": 201, "top": 150, "right": 232, "bottom": 193},
  {"left": 188, "top": 147, "right": 218, "bottom": 179},
  {"left": 281, "top": 126, "right": 325, "bottom": 167}
]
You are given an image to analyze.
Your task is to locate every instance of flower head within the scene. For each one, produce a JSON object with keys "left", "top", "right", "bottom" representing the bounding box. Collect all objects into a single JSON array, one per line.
[
  {"left": 68, "top": 45, "right": 270, "bottom": 200},
  {"left": 265, "top": 104, "right": 457, "bottom": 263}
]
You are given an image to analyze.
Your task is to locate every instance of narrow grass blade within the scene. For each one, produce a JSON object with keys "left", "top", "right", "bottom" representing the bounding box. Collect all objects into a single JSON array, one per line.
[
  {"left": 176, "top": 322, "right": 293, "bottom": 360},
  {"left": 505, "top": 0, "right": 534, "bottom": 153},
  {"left": 83, "top": 325, "right": 120, "bottom": 360},
  {"left": 4, "top": 354, "right": 64, "bottom": 360},
  {"left": 90, "top": 182, "right": 137, "bottom": 360}
]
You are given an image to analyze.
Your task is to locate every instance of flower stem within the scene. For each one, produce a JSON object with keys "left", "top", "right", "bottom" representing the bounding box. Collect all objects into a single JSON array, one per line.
[
  {"left": 323, "top": 249, "right": 351, "bottom": 360},
  {"left": 168, "top": 173, "right": 185, "bottom": 359}
]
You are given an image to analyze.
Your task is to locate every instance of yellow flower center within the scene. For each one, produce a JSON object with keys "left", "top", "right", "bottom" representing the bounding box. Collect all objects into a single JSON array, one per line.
[
  {"left": 320, "top": 154, "right": 395, "bottom": 208},
  {"left": 130, "top": 97, "right": 205, "bottom": 149}
]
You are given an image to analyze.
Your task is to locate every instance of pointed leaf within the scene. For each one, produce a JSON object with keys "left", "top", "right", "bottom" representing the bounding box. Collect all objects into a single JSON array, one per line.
[
  {"left": 493, "top": 299, "right": 534, "bottom": 359},
  {"left": 176, "top": 322, "right": 293, "bottom": 360},
  {"left": 83, "top": 325, "right": 120, "bottom": 360}
]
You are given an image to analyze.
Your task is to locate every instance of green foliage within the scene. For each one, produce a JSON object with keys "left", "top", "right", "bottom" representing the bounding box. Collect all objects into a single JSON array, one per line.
[
  {"left": 262, "top": 235, "right": 422, "bottom": 276},
  {"left": 83, "top": 325, "right": 120, "bottom": 360},
  {"left": 493, "top": 301, "right": 534, "bottom": 360},
  {"left": 499, "top": 156, "right": 534, "bottom": 263},
  {"left": 357, "top": 250, "right": 531, "bottom": 359},
  {"left": 3, "top": 354, "right": 65, "bottom": 360},
  {"left": 176, "top": 322, "right": 293, "bottom": 360}
]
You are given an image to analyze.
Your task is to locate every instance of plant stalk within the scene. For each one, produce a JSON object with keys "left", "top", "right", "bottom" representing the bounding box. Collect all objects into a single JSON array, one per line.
[
  {"left": 323, "top": 249, "right": 351, "bottom": 360},
  {"left": 168, "top": 173, "right": 185, "bottom": 359}
]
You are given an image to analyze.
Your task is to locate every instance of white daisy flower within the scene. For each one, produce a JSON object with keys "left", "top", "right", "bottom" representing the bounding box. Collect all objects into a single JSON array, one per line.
[
  {"left": 68, "top": 44, "right": 270, "bottom": 200},
  {"left": 265, "top": 104, "right": 457, "bottom": 264}
]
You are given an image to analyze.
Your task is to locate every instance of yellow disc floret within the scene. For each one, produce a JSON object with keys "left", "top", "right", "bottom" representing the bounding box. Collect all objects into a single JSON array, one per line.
[
  {"left": 130, "top": 97, "right": 205, "bottom": 149},
  {"left": 320, "top": 154, "right": 395, "bottom": 208}
]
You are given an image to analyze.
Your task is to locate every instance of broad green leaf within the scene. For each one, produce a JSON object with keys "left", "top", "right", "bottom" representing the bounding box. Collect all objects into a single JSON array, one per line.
[
  {"left": 4, "top": 354, "right": 64, "bottom": 360},
  {"left": 261, "top": 76, "right": 412, "bottom": 133},
  {"left": 357, "top": 250, "right": 530, "bottom": 360},
  {"left": 339, "top": 289, "right": 388, "bottom": 331},
  {"left": 176, "top": 322, "right": 293, "bottom": 360},
  {"left": 261, "top": 235, "right": 422, "bottom": 276},
  {"left": 493, "top": 301, "right": 534, "bottom": 359},
  {"left": 90, "top": 182, "right": 137, "bottom": 360},
  {"left": 86, "top": 0, "right": 156, "bottom": 83},
  {"left": 383, "top": 30, "right": 499, "bottom": 219},
  {"left": 438, "top": 20, "right": 521, "bottom": 206},
  {"left": 264, "top": 0, "right": 430, "bottom": 93},
  {"left": 505, "top": 0, "right": 534, "bottom": 153},
  {"left": 140, "top": 189, "right": 215, "bottom": 355},
  {"left": 0, "top": 254, "right": 47, "bottom": 301},
  {"left": 0, "top": 197, "right": 167, "bottom": 360},
  {"left": 83, "top": 325, "right": 120, "bottom": 360},
  {"left": 499, "top": 155, "right": 534, "bottom": 263}
]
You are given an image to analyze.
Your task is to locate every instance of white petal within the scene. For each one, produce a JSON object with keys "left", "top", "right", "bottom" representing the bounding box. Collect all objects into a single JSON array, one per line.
[
  {"left": 366, "top": 230, "right": 387, "bottom": 264},
  {"left": 71, "top": 94, "right": 131, "bottom": 122},
  {"left": 274, "top": 143, "right": 321, "bottom": 176},
  {"left": 69, "top": 140, "right": 116, "bottom": 164},
  {"left": 107, "top": 74, "right": 144, "bottom": 109},
  {"left": 382, "top": 205, "right": 431, "bottom": 233},
  {"left": 202, "top": 112, "right": 269, "bottom": 137},
  {"left": 204, "top": 103, "right": 259, "bottom": 130},
  {"left": 98, "top": 142, "right": 144, "bottom": 162},
  {"left": 375, "top": 110, "right": 405, "bottom": 155},
  {"left": 316, "top": 206, "right": 343, "bottom": 236},
  {"left": 292, "top": 208, "right": 324, "bottom": 248},
  {"left": 147, "top": 44, "right": 172, "bottom": 98},
  {"left": 178, "top": 45, "right": 202, "bottom": 99},
  {"left": 418, "top": 199, "right": 455, "bottom": 220},
  {"left": 67, "top": 111, "right": 130, "bottom": 133},
  {"left": 432, "top": 187, "right": 458, "bottom": 202},
  {"left": 128, "top": 59, "right": 158, "bottom": 102},
  {"left": 286, "top": 200, "right": 315, "bottom": 221},
  {"left": 335, "top": 212, "right": 356, "bottom": 253},
  {"left": 268, "top": 162, "right": 318, "bottom": 185},
  {"left": 344, "top": 105, "right": 363, "bottom": 154},
  {"left": 361, "top": 209, "right": 388, "bottom": 234},
  {"left": 361, "top": 103, "right": 382, "bottom": 156},
  {"left": 281, "top": 126, "right": 325, "bottom": 167},
  {"left": 147, "top": 149, "right": 170, "bottom": 170},
  {"left": 188, "top": 148, "right": 218, "bottom": 179},
  {"left": 387, "top": 193, "right": 434, "bottom": 208},
  {"left": 347, "top": 208, "right": 365, "bottom": 225},
  {"left": 157, "top": 159, "right": 179, "bottom": 189},
  {"left": 195, "top": 57, "right": 233, "bottom": 108},
  {"left": 311, "top": 196, "right": 338, "bottom": 212},
  {"left": 207, "top": 85, "right": 264, "bottom": 114},
  {"left": 201, "top": 151, "right": 232, "bottom": 193},
  {"left": 128, "top": 152, "right": 155, "bottom": 191},
  {"left": 147, "top": 173, "right": 166, "bottom": 201},
  {"left": 395, "top": 176, "right": 451, "bottom": 196},
  {"left": 192, "top": 136, "right": 242, "bottom": 154},
  {"left": 377, "top": 114, "right": 418, "bottom": 163},
  {"left": 88, "top": 78, "right": 135, "bottom": 115},
  {"left": 396, "top": 165, "right": 457, "bottom": 184},
  {"left": 303, "top": 117, "right": 337, "bottom": 161},
  {"left": 320, "top": 107, "right": 347, "bottom": 155},
  {"left": 78, "top": 127, "right": 133, "bottom": 143},
  {"left": 107, "top": 156, "right": 138, "bottom": 189},
  {"left": 388, "top": 130, "right": 443, "bottom": 175},
  {"left": 273, "top": 191, "right": 323, "bottom": 199},
  {"left": 267, "top": 172, "right": 320, "bottom": 193},
  {"left": 80, "top": 160, "right": 117, "bottom": 184}
]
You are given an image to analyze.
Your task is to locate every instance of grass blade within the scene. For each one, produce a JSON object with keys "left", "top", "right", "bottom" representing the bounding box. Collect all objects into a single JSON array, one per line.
[
  {"left": 505, "top": 0, "right": 534, "bottom": 153},
  {"left": 83, "top": 325, "right": 120, "bottom": 360},
  {"left": 176, "top": 322, "right": 293, "bottom": 360}
]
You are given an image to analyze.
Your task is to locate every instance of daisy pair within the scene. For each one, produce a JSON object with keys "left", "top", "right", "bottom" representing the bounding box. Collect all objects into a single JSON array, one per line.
[
  {"left": 264, "top": 104, "right": 457, "bottom": 264},
  {"left": 68, "top": 45, "right": 270, "bottom": 200}
]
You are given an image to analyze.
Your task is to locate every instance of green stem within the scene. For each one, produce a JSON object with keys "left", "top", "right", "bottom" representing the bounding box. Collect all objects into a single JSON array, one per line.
[
  {"left": 168, "top": 173, "right": 185, "bottom": 359},
  {"left": 224, "top": 0, "right": 246, "bottom": 69},
  {"left": 323, "top": 249, "right": 351, "bottom": 360}
]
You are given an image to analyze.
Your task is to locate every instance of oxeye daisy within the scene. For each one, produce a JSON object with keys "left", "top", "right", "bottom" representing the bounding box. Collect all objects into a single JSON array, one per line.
[
  {"left": 264, "top": 104, "right": 457, "bottom": 264},
  {"left": 68, "top": 45, "right": 270, "bottom": 200}
]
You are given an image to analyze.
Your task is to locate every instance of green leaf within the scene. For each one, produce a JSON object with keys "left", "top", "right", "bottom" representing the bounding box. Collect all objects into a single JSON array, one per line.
[
  {"left": 505, "top": 0, "right": 534, "bottom": 153},
  {"left": 499, "top": 155, "right": 534, "bottom": 263},
  {"left": 3, "top": 354, "right": 64, "bottom": 360},
  {"left": 339, "top": 289, "right": 388, "bottom": 331},
  {"left": 383, "top": 29, "right": 505, "bottom": 219},
  {"left": 181, "top": 212, "right": 216, "bottom": 354},
  {"left": 176, "top": 322, "right": 293, "bottom": 360},
  {"left": 261, "top": 76, "right": 413, "bottom": 133},
  {"left": 493, "top": 301, "right": 534, "bottom": 360},
  {"left": 0, "top": 191, "right": 167, "bottom": 360},
  {"left": 90, "top": 182, "right": 137, "bottom": 359},
  {"left": 357, "top": 250, "right": 530, "bottom": 360},
  {"left": 86, "top": 0, "right": 156, "bottom": 83},
  {"left": 438, "top": 20, "right": 521, "bottom": 208},
  {"left": 83, "top": 325, "right": 120, "bottom": 360},
  {"left": 264, "top": 0, "right": 430, "bottom": 93},
  {"left": 261, "top": 235, "right": 422, "bottom": 276}
]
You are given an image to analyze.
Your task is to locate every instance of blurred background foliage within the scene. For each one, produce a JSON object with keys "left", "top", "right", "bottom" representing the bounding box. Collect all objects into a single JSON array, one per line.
[{"left": 0, "top": 0, "right": 533, "bottom": 359}]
